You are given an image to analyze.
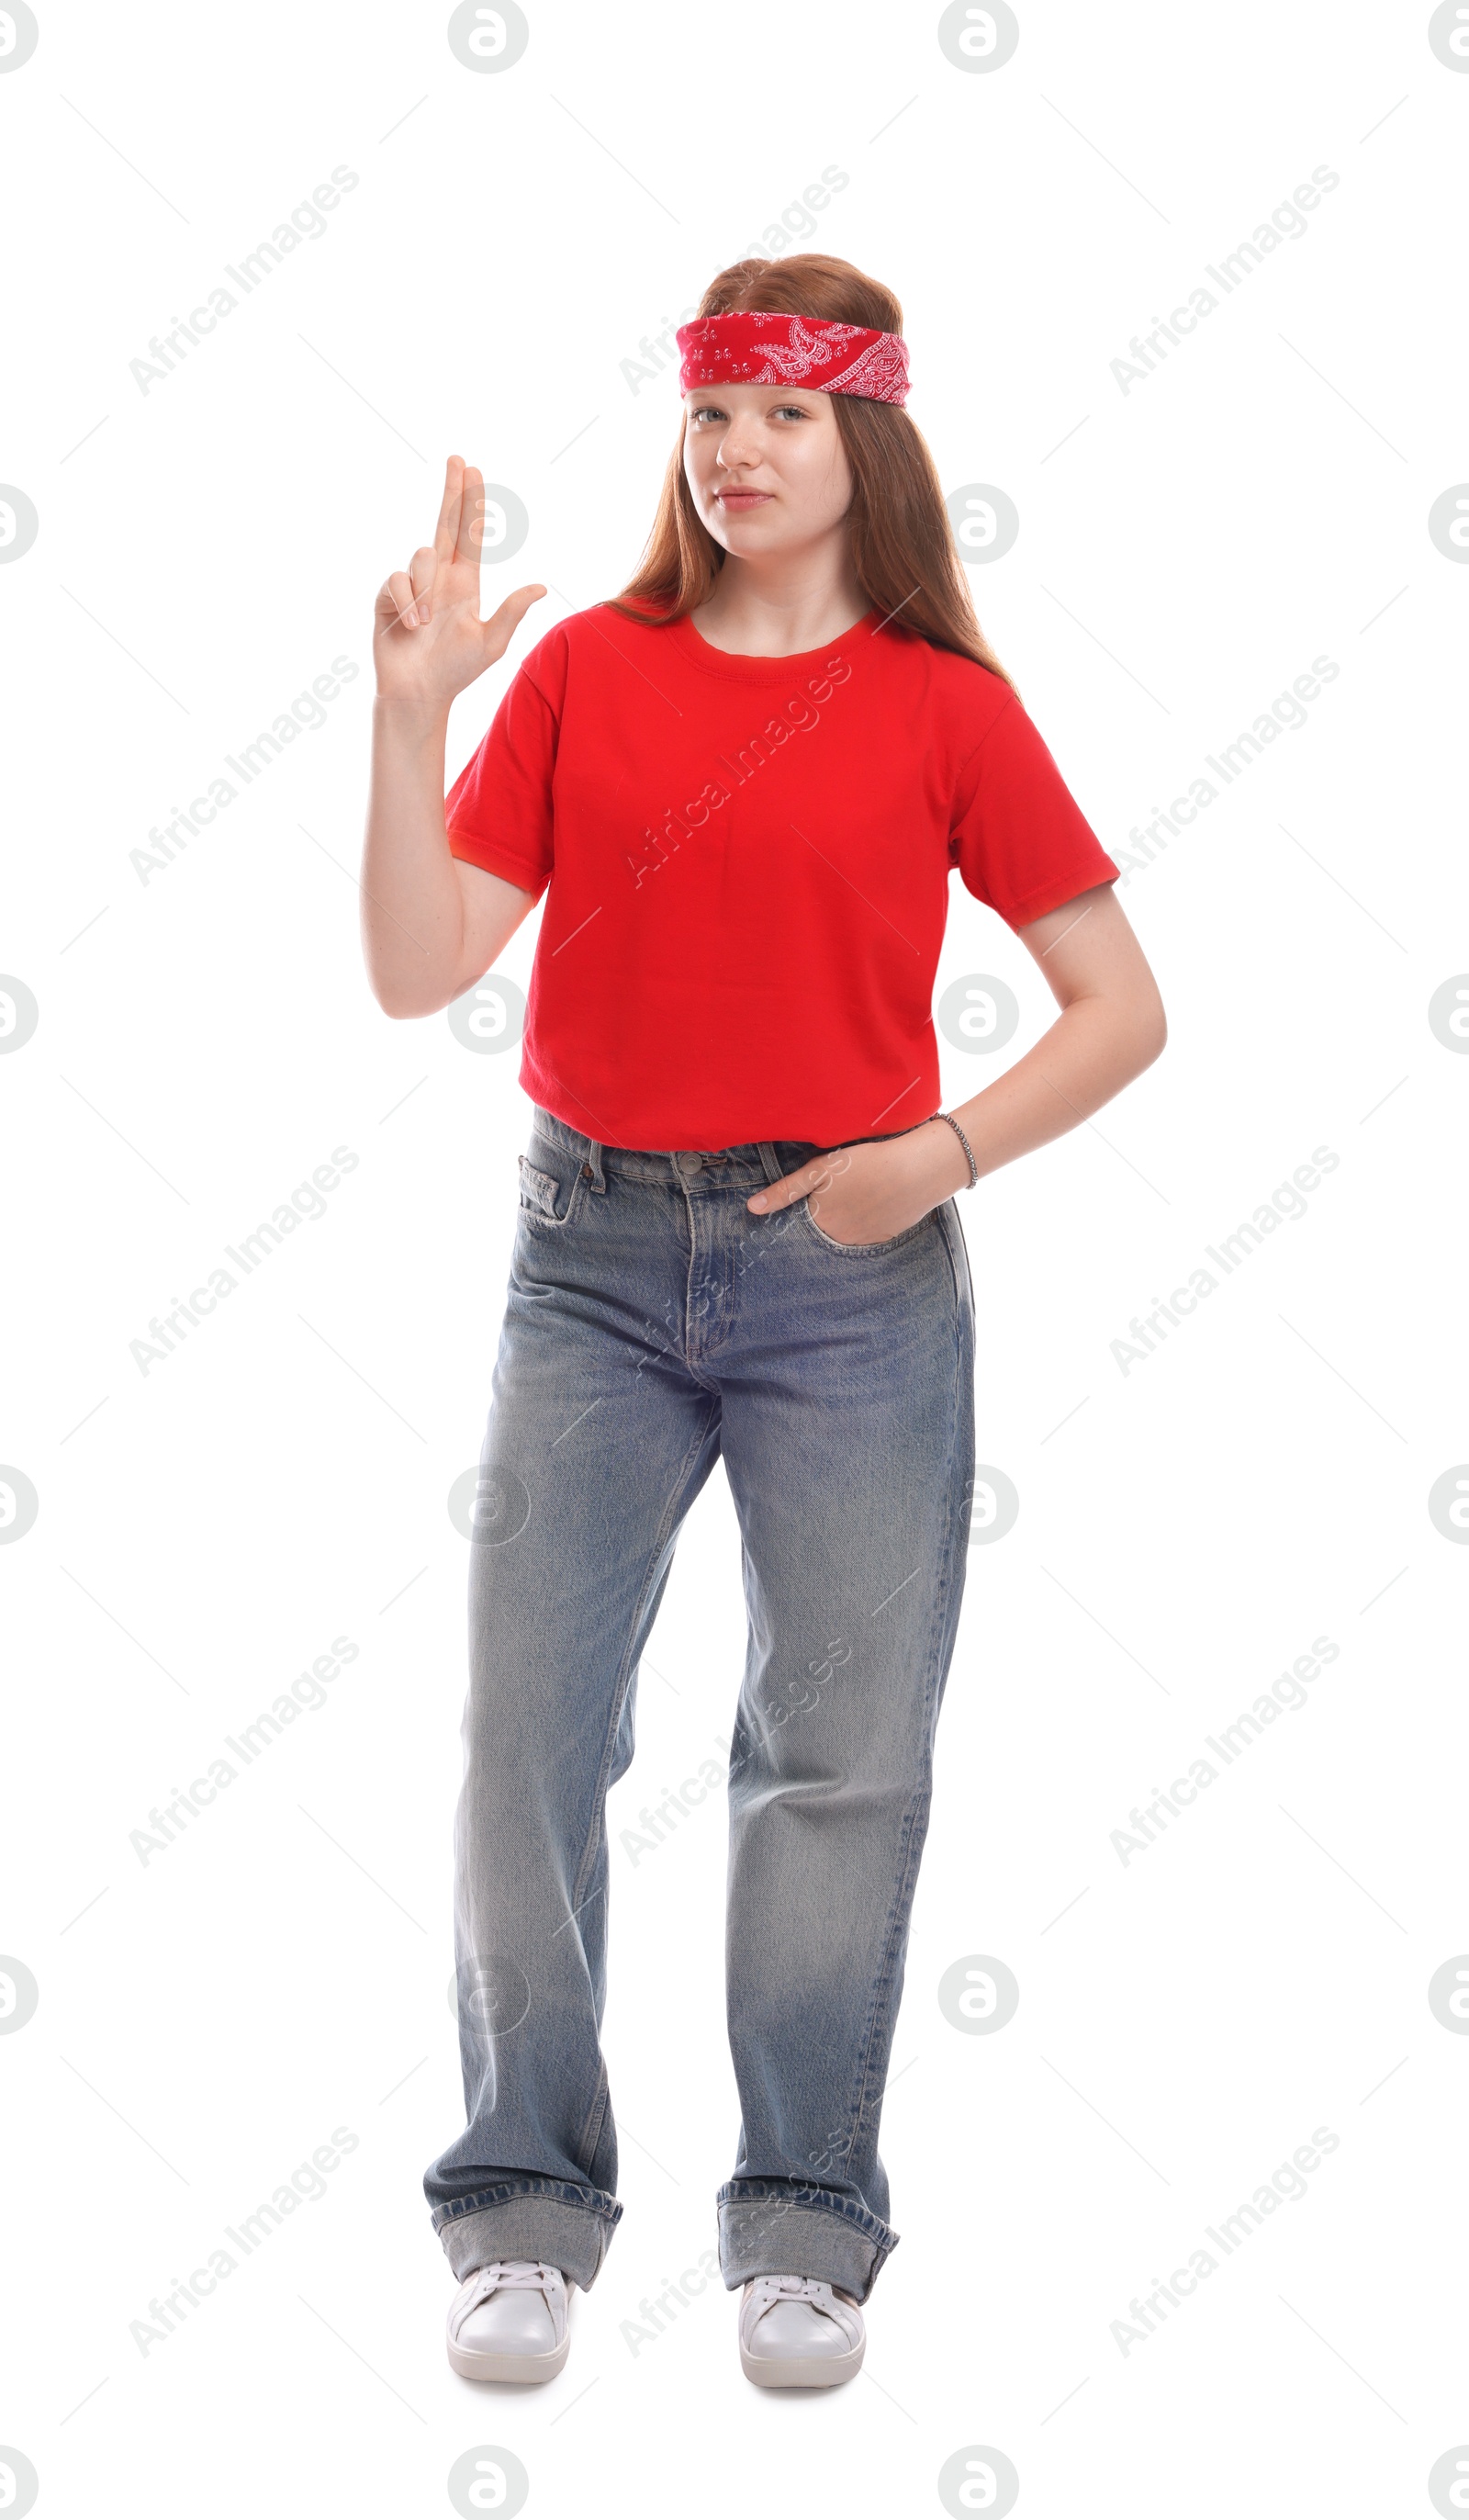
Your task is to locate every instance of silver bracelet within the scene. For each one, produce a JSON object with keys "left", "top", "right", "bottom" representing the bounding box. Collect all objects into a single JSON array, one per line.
[{"left": 931, "top": 1108, "right": 979, "bottom": 1189}]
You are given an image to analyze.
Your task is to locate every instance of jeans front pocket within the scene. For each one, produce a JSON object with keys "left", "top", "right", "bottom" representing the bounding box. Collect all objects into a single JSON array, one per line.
[
  {"left": 517, "top": 1141, "right": 588, "bottom": 1232},
  {"left": 797, "top": 1196, "right": 936, "bottom": 1258}
]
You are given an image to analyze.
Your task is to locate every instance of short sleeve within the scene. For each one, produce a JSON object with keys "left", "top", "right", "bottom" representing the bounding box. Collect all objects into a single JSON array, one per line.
[
  {"left": 949, "top": 693, "right": 1118, "bottom": 928},
  {"left": 444, "top": 663, "right": 558, "bottom": 903}
]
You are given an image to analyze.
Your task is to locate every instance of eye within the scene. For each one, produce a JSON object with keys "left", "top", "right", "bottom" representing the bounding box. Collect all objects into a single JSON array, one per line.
[
  {"left": 775, "top": 403, "right": 809, "bottom": 421},
  {"left": 690, "top": 404, "right": 726, "bottom": 423}
]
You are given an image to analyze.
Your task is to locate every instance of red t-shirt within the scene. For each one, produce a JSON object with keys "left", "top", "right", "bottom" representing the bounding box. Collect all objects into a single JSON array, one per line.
[{"left": 444, "top": 602, "right": 1118, "bottom": 1152}]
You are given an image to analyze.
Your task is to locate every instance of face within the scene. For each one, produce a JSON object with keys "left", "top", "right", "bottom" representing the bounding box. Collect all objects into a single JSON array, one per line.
[{"left": 682, "top": 385, "right": 854, "bottom": 559}]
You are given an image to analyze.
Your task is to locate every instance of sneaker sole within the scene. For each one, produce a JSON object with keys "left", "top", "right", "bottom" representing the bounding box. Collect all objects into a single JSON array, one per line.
[
  {"left": 446, "top": 2330, "right": 571, "bottom": 2384},
  {"left": 739, "top": 2334, "right": 866, "bottom": 2389}
]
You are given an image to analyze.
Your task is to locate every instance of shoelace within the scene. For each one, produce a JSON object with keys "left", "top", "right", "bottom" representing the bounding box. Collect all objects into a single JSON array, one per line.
[
  {"left": 745, "top": 2274, "right": 862, "bottom": 2346},
  {"left": 453, "top": 2259, "right": 561, "bottom": 2331}
]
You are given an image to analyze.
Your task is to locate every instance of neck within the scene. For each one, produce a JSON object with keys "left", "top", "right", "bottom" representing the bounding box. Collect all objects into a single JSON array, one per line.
[{"left": 690, "top": 550, "right": 869, "bottom": 657}]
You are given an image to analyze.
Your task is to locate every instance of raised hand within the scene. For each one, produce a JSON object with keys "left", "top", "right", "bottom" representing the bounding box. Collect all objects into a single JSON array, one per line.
[{"left": 374, "top": 455, "right": 545, "bottom": 712}]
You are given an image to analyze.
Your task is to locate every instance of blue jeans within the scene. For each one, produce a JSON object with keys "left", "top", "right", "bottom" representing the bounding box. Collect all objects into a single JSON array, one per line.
[{"left": 424, "top": 1104, "right": 976, "bottom": 2303}]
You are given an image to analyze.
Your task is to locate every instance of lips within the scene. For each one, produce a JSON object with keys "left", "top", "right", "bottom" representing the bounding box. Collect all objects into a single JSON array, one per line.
[{"left": 718, "top": 489, "right": 772, "bottom": 507}]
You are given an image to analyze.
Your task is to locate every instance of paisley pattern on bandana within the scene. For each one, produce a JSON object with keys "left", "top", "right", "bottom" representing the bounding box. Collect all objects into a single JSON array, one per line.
[{"left": 676, "top": 310, "right": 911, "bottom": 407}]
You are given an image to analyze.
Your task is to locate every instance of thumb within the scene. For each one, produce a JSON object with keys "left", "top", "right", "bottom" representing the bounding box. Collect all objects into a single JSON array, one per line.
[{"left": 481, "top": 581, "right": 548, "bottom": 661}]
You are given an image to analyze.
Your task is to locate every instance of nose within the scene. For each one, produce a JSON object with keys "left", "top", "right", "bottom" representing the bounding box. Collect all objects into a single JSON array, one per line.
[{"left": 714, "top": 422, "right": 762, "bottom": 468}]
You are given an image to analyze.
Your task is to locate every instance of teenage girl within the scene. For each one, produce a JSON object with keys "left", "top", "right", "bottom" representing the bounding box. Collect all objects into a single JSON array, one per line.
[{"left": 361, "top": 254, "right": 1165, "bottom": 2391}]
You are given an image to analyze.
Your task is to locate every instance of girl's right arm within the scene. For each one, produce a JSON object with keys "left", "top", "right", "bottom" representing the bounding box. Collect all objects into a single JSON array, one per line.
[{"left": 362, "top": 455, "right": 546, "bottom": 1018}]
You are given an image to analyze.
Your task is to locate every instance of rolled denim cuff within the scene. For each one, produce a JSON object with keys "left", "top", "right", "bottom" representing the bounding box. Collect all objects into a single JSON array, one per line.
[
  {"left": 716, "top": 2186, "right": 897, "bottom": 2303},
  {"left": 433, "top": 2183, "right": 622, "bottom": 2289}
]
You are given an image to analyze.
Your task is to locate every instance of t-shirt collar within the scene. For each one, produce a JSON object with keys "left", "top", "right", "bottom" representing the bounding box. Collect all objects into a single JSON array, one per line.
[{"left": 661, "top": 602, "right": 880, "bottom": 681}]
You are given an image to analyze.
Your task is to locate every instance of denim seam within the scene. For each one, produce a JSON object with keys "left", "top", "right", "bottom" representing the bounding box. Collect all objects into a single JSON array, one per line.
[
  {"left": 684, "top": 1184, "right": 765, "bottom": 1372},
  {"left": 430, "top": 2175, "right": 624, "bottom": 2236},
  {"left": 564, "top": 1394, "right": 723, "bottom": 2164},
  {"left": 847, "top": 1776, "right": 931, "bottom": 2170},
  {"left": 935, "top": 1196, "right": 971, "bottom": 1318},
  {"left": 575, "top": 2058, "right": 612, "bottom": 2192},
  {"left": 678, "top": 1176, "right": 715, "bottom": 1377},
  {"left": 846, "top": 1231, "right": 967, "bottom": 2162}
]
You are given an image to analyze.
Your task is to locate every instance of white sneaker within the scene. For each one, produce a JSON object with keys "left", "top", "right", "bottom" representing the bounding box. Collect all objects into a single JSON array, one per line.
[
  {"left": 446, "top": 2259, "right": 573, "bottom": 2382},
  {"left": 738, "top": 2274, "right": 866, "bottom": 2388}
]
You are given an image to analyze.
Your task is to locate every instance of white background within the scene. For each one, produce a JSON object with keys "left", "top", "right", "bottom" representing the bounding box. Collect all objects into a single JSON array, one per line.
[{"left": 3, "top": 2, "right": 1467, "bottom": 2514}]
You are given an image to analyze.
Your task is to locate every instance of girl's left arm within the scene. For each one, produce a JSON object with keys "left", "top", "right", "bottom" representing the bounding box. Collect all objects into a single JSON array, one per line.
[{"left": 747, "top": 883, "right": 1166, "bottom": 1243}]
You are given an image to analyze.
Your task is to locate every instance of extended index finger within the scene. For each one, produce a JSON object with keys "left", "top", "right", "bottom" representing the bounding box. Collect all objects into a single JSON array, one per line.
[
  {"left": 432, "top": 454, "right": 465, "bottom": 563},
  {"left": 455, "top": 465, "right": 488, "bottom": 568}
]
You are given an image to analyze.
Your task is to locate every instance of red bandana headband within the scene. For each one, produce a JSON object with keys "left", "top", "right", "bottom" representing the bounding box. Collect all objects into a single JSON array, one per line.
[{"left": 675, "top": 310, "right": 910, "bottom": 408}]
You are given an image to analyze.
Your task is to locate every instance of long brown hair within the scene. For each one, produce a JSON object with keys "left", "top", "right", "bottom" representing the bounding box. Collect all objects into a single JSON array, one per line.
[{"left": 606, "top": 253, "right": 1017, "bottom": 694}]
